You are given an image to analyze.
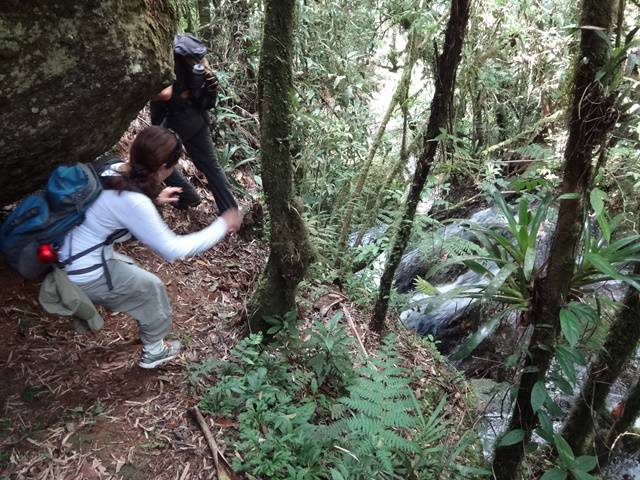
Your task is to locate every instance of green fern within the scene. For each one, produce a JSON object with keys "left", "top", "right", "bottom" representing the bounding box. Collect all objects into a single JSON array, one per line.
[
  {"left": 195, "top": 323, "right": 489, "bottom": 479},
  {"left": 322, "top": 335, "right": 421, "bottom": 476},
  {"left": 439, "top": 235, "right": 488, "bottom": 257}
]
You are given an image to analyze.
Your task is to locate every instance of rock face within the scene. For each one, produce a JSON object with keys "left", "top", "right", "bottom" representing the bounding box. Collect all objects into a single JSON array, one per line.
[{"left": 0, "top": 0, "right": 176, "bottom": 205}]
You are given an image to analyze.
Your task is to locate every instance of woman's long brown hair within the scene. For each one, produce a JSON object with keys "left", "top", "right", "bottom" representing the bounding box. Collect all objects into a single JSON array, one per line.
[{"left": 103, "top": 126, "right": 181, "bottom": 199}]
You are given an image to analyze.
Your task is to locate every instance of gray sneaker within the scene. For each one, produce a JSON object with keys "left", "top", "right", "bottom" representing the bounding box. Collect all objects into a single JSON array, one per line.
[{"left": 139, "top": 340, "right": 181, "bottom": 369}]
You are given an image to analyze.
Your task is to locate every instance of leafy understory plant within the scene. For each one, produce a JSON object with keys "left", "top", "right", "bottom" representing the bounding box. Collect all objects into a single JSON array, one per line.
[
  {"left": 414, "top": 188, "right": 639, "bottom": 477},
  {"left": 414, "top": 191, "right": 551, "bottom": 360},
  {"left": 416, "top": 188, "right": 640, "bottom": 361},
  {"left": 189, "top": 313, "right": 489, "bottom": 479},
  {"left": 538, "top": 434, "right": 598, "bottom": 480}
]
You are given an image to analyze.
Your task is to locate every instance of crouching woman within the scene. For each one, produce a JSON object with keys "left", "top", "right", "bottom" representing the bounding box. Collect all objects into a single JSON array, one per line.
[{"left": 59, "top": 126, "right": 242, "bottom": 368}]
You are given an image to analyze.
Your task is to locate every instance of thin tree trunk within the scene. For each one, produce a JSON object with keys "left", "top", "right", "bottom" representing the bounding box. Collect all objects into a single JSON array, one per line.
[
  {"left": 599, "top": 371, "right": 640, "bottom": 466},
  {"left": 348, "top": 98, "right": 411, "bottom": 273},
  {"left": 370, "top": 0, "right": 471, "bottom": 333},
  {"left": 472, "top": 91, "right": 484, "bottom": 153},
  {"left": 352, "top": 66, "right": 412, "bottom": 250},
  {"left": 492, "top": 1, "right": 617, "bottom": 478},
  {"left": 562, "top": 267, "right": 640, "bottom": 454},
  {"left": 247, "top": 0, "right": 314, "bottom": 332},
  {"left": 336, "top": 31, "right": 419, "bottom": 258},
  {"left": 198, "top": 0, "right": 212, "bottom": 43},
  {"left": 615, "top": 0, "right": 626, "bottom": 48}
]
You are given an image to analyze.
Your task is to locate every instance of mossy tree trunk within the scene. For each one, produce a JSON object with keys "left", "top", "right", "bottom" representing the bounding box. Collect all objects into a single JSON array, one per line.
[
  {"left": 352, "top": 84, "right": 412, "bottom": 251},
  {"left": 492, "top": 1, "right": 617, "bottom": 478},
  {"left": 599, "top": 370, "right": 640, "bottom": 466},
  {"left": 562, "top": 266, "right": 640, "bottom": 454},
  {"left": 247, "top": 0, "right": 314, "bottom": 333},
  {"left": 370, "top": 0, "right": 471, "bottom": 333}
]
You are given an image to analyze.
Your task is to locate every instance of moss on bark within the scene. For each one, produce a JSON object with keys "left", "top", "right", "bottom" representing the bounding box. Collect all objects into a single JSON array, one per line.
[
  {"left": 247, "top": 0, "right": 314, "bottom": 332},
  {"left": 492, "top": 1, "right": 617, "bottom": 477},
  {"left": 370, "top": 0, "right": 471, "bottom": 333},
  {"left": 0, "top": 0, "right": 175, "bottom": 205}
]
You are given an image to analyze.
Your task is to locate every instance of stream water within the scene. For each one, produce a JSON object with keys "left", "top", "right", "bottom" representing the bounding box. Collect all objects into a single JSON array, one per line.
[
  {"left": 365, "top": 49, "right": 639, "bottom": 476},
  {"left": 364, "top": 202, "right": 640, "bottom": 477},
  {"left": 399, "top": 205, "right": 508, "bottom": 336}
]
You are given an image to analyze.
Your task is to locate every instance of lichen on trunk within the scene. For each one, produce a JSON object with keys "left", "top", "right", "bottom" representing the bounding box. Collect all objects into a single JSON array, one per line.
[
  {"left": 491, "top": 1, "right": 617, "bottom": 477},
  {"left": 247, "top": 0, "right": 314, "bottom": 332}
]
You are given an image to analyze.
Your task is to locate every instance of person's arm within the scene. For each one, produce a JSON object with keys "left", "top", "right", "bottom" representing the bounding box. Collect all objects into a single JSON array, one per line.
[
  {"left": 150, "top": 85, "right": 172, "bottom": 125},
  {"left": 152, "top": 85, "right": 173, "bottom": 102},
  {"left": 112, "top": 193, "right": 229, "bottom": 261}
]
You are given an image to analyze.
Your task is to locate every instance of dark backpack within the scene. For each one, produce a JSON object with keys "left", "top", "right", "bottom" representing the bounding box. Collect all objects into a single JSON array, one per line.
[
  {"left": 173, "top": 34, "right": 218, "bottom": 110},
  {"left": 0, "top": 163, "right": 126, "bottom": 282}
]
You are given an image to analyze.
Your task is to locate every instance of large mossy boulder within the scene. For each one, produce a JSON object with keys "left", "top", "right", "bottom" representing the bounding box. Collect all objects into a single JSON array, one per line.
[{"left": 0, "top": 1, "right": 176, "bottom": 206}]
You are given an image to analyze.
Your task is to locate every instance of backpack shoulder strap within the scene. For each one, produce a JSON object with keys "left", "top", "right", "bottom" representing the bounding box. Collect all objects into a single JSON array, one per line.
[
  {"left": 93, "top": 152, "right": 125, "bottom": 177},
  {"left": 62, "top": 229, "right": 129, "bottom": 290},
  {"left": 61, "top": 229, "right": 128, "bottom": 265}
]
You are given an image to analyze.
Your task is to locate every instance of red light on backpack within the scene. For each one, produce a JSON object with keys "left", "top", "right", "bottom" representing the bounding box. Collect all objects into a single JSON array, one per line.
[{"left": 37, "top": 244, "right": 58, "bottom": 263}]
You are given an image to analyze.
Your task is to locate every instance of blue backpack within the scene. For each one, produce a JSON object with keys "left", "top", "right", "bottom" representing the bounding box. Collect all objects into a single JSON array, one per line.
[{"left": 0, "top": 163, "right": 105, "bottom": 279}]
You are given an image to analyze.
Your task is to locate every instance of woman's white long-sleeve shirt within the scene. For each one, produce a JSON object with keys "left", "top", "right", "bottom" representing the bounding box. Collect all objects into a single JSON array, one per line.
[{"left": 59, "top": 187, "right": 228, "bottom": 285}]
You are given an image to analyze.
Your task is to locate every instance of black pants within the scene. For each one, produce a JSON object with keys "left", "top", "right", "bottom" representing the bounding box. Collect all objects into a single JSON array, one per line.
[{"left": 151, "top": 101, "right": 238, "bottom": 213}]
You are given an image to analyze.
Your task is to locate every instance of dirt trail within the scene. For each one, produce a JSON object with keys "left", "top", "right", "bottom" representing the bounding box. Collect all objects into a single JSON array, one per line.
[
  {"left": 0, "top": 202, "right": 266, "bottom": 479},
  {"left": 0, "top": 111, "right": 269, "bottom": 478}
]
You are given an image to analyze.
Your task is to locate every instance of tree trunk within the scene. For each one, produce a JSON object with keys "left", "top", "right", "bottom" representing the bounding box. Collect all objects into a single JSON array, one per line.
[
  {"left": 599, "top": 370, "right": 640, "bottom": 466},
  {"left": 562, "top": 270, "right": 640, "bottom": 454},
  {"left": 352, "top": 85, "right": 412, "bottom": 250},
  {"left": 472, "top": 91, "right": 484, "bottom": 153},
  {"left": 247, "top": 0, "right": 314, "bottom": 332},
  {"left": 615, "top": 0, "right": 626, "bottom": 48},
  {"left": 370, "top": 0, "right": 471, "bottom": 333},
  {"left": 198, "top": 0, "right": 212, "bottom": 44},
  {"left": 336, "top": 31, "right": 419, "bottom": 259},
  {"left": 492, "top": 1, "right": 616, "bottom": 478}
]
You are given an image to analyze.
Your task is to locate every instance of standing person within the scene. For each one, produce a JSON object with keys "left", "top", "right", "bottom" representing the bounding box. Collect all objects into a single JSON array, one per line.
[
  {"left": 151, "top": 34, "right": 239, "bottom": 215},
  {"left": 59, "top": 126, "right": 242, "bottom": 368}
]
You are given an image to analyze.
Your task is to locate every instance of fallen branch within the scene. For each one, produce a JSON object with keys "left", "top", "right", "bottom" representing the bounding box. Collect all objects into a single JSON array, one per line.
[
  {"left": 342, "top": 305, "right": 368, "bottom": 358},
  {"left": 479, "top": 110, "right": 563, "bottom": 157},
  {"left": 191, "top": 406, "right": 237, "bottom": 480}
]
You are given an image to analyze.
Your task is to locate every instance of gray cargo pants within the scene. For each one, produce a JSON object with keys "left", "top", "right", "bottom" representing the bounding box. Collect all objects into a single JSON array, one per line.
[{"left": 77, "top": 257, "right": 172, "bottom": 344}]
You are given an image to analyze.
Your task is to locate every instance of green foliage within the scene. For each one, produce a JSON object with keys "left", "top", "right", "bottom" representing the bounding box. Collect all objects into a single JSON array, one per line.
[
  {"left": 415, "top": 191, "right": 551, "bottom": 360},
  {"left": 539, "top": 434, "right": 598, "bottom": 480},
  {"left": 320, "top": 336, "right": 422, "bottom": 477},
  {"left": 305, "top": 313, "right": 357, "bottom": 388},
  {"left": 191, "top": 316, "right": 488, "bottom": 479},
  {"left": 179, "top": 1, "right": 640, "bottom": 475},
  {"left": 421, "top": 184, "right": 640, "bottom": 364},
  {"left": 440, "top": 235, "right": 487, "bottom": 258},
  {"left": 573, "top": 222, "right": 640, "bottom": 291}
]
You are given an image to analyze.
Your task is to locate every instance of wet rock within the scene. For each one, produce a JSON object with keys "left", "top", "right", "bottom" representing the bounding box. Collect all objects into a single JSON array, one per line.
[
  {"left": 393, "top": 206, "right": 506, "bottom": 293},
  {"left": 0, "top": 1, "right": 176, "bottom": 205},
  {"left": 394, "top": 249, "right": 435, "bottom": 293}
]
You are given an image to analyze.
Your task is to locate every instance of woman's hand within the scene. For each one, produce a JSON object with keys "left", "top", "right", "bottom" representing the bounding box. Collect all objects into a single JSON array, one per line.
[
  {"left": 156, "top": 187, "right": 183, "bottom": 205},
  {"left": 222, "top": 208, "right": 243, "bottom": 233}
]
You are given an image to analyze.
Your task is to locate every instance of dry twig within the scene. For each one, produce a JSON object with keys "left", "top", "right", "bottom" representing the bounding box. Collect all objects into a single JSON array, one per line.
[{"left": 191, "top": 406, "right": 237, "bottom": 480}]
